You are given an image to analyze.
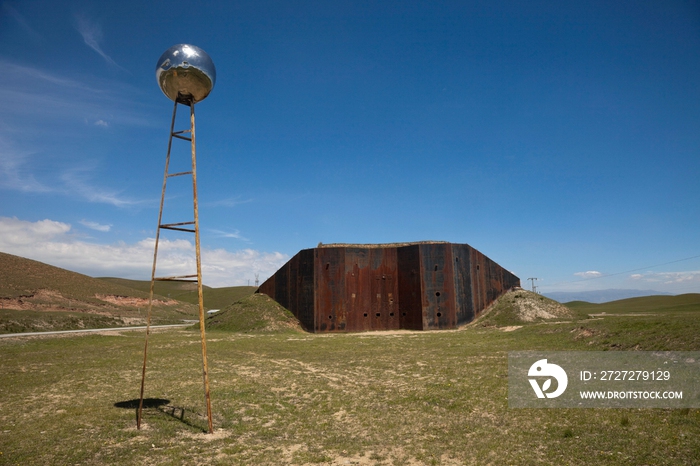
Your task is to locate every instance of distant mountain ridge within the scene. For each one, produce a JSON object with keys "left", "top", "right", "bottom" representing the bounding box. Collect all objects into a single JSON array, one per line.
[{"left": 543, "top": 289, "right": 672, "bottom": 304}]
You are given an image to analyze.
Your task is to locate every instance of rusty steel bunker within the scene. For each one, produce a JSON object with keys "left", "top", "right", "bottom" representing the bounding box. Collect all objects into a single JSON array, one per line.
[{"left": 257, "top": 241, "right": 520, "bottom": 333}]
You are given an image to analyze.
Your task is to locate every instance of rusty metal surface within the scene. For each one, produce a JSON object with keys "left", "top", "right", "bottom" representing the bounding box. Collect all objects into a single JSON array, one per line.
[
  {"left": 451, "top": 244, "right": 475, "bottom": 326},
  {"left": 257, "top": 242, "right": 520, "bottom": 333},
  {"left": 418, "top": 243, "right": 455, "bottom": 330},
  {"left": 315, "top": 247, "right": 346, "bottom": 332},
  {"left": 296, "top": 249, "right": 316, "bottom": 330},
  {"left": 345, "top": 248, "right": 371, "bottom": 331},
  {"left": 258, "top": 249, "right": 315, "bottom": 331},
  {"left": 397, "top": 245, "right": 423, "bottom": 330},
  {"left": 369, "top": 247, "right": 400, "bottom": 331}
]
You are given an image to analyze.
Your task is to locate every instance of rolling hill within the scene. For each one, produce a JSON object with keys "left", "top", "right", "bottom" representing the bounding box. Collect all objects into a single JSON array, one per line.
[
  {"left": 0, "top": 251, "right": 258, "bottom": 334},
  {"left": 564, "top": 293, "right": 700, "bottom": 315},
  {"left": 0, "top": 252, "right": 198, "bottom": 333},
  {"left": 98, "top": 277, "right": 256, "bottom": 311}
]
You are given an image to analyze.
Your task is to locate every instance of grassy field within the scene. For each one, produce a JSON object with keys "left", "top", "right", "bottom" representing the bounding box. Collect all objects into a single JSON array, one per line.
[{"left": 1, "top": 294, "right": 699, "bottom": 465}]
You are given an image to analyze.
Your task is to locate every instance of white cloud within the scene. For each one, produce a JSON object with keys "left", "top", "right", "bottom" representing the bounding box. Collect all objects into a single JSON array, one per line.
[
  {"left": 94, "top": 120, "right": 109, "bottom": 127},
  {"left": 630, "top": 271, "right": 700, "bottom": 286},
  {"left": 79, "top": 220, "right": 111, "bottom": 232},
  {"left": 574, "top": 270, "right": 603, "bottom": 278},
  {"left": 0, "top": 216, "right": 71, "bottom": 245},
  {"left": 0, "top": 216, "right": 288, "bottom": 287}
]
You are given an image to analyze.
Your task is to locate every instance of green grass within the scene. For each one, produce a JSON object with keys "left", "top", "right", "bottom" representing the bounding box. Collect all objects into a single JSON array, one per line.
[
  {"left": 565, "top": 293, "right": 700, "bottom": 316},
  {"left": 0, "top": 309, "right": 128, "bottom": 334},
  {"left": 1, "top": 295, "right": 699, "bottom": 464},
  {"left": 203, "top": 293, "right": 302, "bottom": 333}
]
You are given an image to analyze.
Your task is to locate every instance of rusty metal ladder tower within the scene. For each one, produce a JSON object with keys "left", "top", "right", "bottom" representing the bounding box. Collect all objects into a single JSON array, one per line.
[{"left": 137, "top": 97, "right": 213, "bottom": 434}]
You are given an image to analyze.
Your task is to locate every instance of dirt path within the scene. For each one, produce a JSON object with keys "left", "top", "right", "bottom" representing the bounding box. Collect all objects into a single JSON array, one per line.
[{"left": 0, "top": 323, "right": 191, "bottom": 339}]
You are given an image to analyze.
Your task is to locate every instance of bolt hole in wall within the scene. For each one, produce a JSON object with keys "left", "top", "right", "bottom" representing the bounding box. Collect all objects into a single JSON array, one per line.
[
  {"left": 437, "top": 312, "right": 442, "bottom": 317},
  {"left": 435, "top": 292, "right": 441, "bottom": 297}
]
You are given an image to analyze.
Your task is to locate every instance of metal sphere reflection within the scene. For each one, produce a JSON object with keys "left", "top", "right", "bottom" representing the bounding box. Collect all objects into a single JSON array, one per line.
[{"left": 156, "top": 44, "right": 216, "bottom": 103}]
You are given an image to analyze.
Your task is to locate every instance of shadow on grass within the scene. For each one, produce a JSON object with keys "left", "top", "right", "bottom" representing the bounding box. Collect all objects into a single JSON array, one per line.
[
  {"left": 114, "top": 398, "right": 208, "bottom": 432},
  {"left": 114, "top": 398, "right": 170, "bottom": 410}
]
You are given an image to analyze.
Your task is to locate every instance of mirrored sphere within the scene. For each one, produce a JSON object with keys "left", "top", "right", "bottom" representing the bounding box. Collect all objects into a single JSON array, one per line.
[{"left": 156, "top": 44, "right": 216, "bottom": 103}]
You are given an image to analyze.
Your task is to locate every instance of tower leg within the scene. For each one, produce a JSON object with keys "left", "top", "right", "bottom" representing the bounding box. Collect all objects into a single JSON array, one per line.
[
  {"left": 189, "top": 101, "right": 214, "bottom": 434},
  {"left": 137, "top": 99, "right": 178, "bottom": 430}
]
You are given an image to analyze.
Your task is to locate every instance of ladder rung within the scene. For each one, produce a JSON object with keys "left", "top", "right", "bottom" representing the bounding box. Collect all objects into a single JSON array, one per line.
[
  {"left": 173, "top": 129, "right": 192, "bottom": 135},
  {"left": 172, "top": 134, "right": 192, "bottom": 141},
  {"left": 167, "top": 171, "right": 193, "bottom": 178},
  {"left": 160, "top": 221, "right": 195, "bottom": 233},
  {"left": 155, "top": 274, "right": 198, "bottom": 282}
]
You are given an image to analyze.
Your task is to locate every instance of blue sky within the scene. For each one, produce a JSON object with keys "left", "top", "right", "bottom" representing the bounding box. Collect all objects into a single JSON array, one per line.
[{"left": 1, "top": 0, "right": 699, "bottom": 293}]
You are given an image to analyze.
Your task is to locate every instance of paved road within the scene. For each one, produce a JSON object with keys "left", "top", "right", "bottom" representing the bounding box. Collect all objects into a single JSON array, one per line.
[{"left": 0, "top": 323, "right": 192, "bottom": 339}]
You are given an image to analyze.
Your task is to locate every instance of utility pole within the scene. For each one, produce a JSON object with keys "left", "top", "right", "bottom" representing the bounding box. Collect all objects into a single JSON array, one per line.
[
  {"left": 527, "top": 277, "right": 538, "bottom": 293},
  {"left": 255, "top": 273, "right": 260, "bottom": 287}
]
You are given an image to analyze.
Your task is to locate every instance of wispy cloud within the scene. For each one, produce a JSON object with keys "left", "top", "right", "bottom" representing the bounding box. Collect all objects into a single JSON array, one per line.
[
  {"left": 204, "top": 197, "right": 254, "bottom": 208},
  {"left": 73, "top": 14, "right": 127, "bottom": 72},
  {"left": 574, "top": 271, "right": 603, "bottom": 278},
  {"left": 0, "top": 62, "right": 158, "bottom": 207},
  {"left": 0, "top": 217, "right": 288, "bottom": 286},
  {"left": 60, "top": 167, "right": 145, "bottom": 208},
  {"left": 209, "top": 228, "right": 248, "bottom": 241},
  {"left": 2, "top": 2, "right": 42, "bottom": 42},
  {"left": 0, "top": 137, "right": 53, "bottom": 193},
  {"left": 0, "top": 59, "right": 157, "bottom": 126},
  {"left": 79, "top": 220, "right": 111, "bottom": 232},
  {"left": 0, "top": 139, "right": 147, "bottom": 207}
]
